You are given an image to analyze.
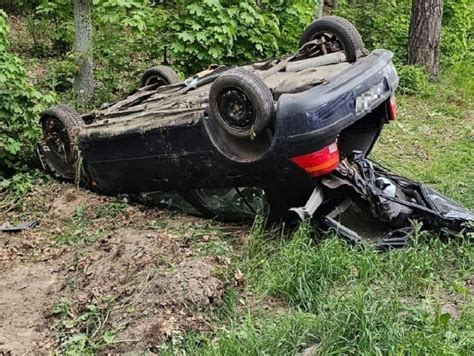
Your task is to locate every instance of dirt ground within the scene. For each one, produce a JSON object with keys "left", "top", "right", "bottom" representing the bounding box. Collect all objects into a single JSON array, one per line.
[{"left": 0, "top": 183, "right": 246, "bottom": 354}]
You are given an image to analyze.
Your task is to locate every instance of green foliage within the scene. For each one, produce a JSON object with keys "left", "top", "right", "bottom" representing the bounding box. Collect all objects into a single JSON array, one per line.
[
  {"left": 334, "top": 0, "right": 411, "bottom": 63},
  {"left": 93, "top": 201, "right": 129, "bottom": 218},
  {"left": 8, "top": 0, "right": 472, "bottom": 106},
  {"left": 0, "top": 10, "right": 56, "bottom": 176},
  {"left": 262, "top": 0, "right": 318, "bottom": 53},
  {"left": 42, "top": 57, "right": 76, "bottom": 93},
  {"left": 92, "top": 0, "right": 170, "bottom": 104},
  {"left": 13, "top": 0, "right": 73, "bottom": 56},
  {"left": 35, "top": 0, "right": 73, "bottom": 56},
  {"left": 441, "top": 0, "right": 474, "bottom": 65},
  {"left": 0, "top": 170, "right": 37, "bottom": 199},
  {"left": 396, "top": 64, "right": 431, "bottom": 96},
  {"left": 166, "top": 0, "right": 316, "bottom": 73},
  {"left": 12, "top": 0, "right": 317, "bottom": 105}
]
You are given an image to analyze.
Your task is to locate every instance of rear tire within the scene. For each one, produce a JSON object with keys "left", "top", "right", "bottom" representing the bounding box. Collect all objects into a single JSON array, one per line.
[
  {"left": 299, "top": 16, "right": 364, "bottom": 62},
  {"left": 39, "top": 105, "right": 83, "bottom": 181},
  {"left": 209, "top": 68, "right": 274, "bottom": 139},
  {"left": 139, "top": 65, "right": 180, "bottom": 88}
]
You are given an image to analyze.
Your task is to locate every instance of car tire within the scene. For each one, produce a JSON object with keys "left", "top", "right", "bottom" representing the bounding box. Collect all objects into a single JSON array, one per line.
[
  {"left": 299, "top": 16, "right": 364, "bottom": 62},
  {"left": 139, "top": 65, "right": 180, "bottom": 88},
  {"left": 39, "top": 104, "right": 83, "bottom": 180},
  {"left": 209, "top": 68, "right": 274, "bottom": 139}
]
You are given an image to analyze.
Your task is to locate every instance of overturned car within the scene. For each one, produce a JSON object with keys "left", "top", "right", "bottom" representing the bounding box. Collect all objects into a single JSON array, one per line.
[{"left": 37, "top": 16, "right": 473, "bottom": 248}]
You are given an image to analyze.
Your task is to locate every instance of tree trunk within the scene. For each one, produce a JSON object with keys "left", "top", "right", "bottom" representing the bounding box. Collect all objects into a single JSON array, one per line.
[
  {"left": 315, "top": 0, "right": 324, "bottom": 19},
  {"left": 74, "top": 0, "right": 94, "bottom": 105},
  {"left": 407, "top": 0, "right": 443, "bottom": 76}
]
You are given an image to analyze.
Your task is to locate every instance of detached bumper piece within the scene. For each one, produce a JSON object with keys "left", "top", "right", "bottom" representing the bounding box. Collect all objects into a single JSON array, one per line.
[{"left": 313, "top": 151, "right": 473, "bottom": 249}]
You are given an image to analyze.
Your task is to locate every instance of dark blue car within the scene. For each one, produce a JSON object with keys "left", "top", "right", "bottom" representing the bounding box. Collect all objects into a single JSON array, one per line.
[
  {"left": 39, "top": 17, "right": 399, "bottom": 220},
  {"left": 38, "top": 16, "right": 473, "bottom": 245}
]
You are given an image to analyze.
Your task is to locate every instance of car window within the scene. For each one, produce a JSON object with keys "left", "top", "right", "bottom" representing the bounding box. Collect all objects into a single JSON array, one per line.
[
  {"left": 192, "top": 187, "right": 268, "bottom": 221},
  {"left": 134, "top": 187, "right": 268, "bottom": 222}
]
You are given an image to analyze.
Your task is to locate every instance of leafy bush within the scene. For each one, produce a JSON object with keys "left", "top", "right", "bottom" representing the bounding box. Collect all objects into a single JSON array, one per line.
[
  {"left": 0, "top": 10, "right": 55, "bottom": 176},
  {"left": 92, "top": 0, "right": 170, "bottom": 104},
  {"left": 396, "top": 64, "right": 431, "bottom": 96},
  {"left": 166, "top": 1, "right": 280, "bottom": 73},
  {"left": 165, "top": 0, "right": 316, "bottom": 73},
  {"left": 263, "top": 0, "right": 318, "bottom": 53},
  {"left": 441, "top": 0, "right": 473, "bottom": 65},
  {"left": 13, "top": 0, "right": 73, "bottom": 57},
  {"left": 34, "top": 0, "right": 73, "bottom": 56}
]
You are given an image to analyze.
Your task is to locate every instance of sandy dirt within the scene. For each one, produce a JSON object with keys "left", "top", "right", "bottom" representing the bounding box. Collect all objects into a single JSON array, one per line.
[
  {"left": 0, "top": 183, "right": 239, "bottom": 354},
  {"left": 0, "top": 263, "right": 58, "bottom": 353}
]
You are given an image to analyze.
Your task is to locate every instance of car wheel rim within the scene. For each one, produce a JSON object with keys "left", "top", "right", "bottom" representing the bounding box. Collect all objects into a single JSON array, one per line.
[
  {"left": 309, "top": 31, "right": 345, "bottom": 55},
  {"left": 217, "top": 88, "right": 255, "bottom": 129}
]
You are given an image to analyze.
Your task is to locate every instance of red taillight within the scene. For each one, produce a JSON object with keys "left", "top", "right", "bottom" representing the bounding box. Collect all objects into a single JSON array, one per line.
[
  {"left": 388, "top": 95, "right": 397, "bottom": 121},
  {"left": 290, "top": 142, "right": 340, "bottom": 177}
]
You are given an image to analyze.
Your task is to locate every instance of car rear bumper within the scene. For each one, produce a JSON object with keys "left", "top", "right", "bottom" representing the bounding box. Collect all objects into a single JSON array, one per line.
[{"left": 275, "top": 49, "right": 398, "bottom": 156}]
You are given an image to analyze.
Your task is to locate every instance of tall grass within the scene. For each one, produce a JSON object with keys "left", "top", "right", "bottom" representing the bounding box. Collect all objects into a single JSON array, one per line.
[
  {"left": 161, "top": 220, "right": 472, "bottom": 354},
  {"left": 241, "top": 224, "right": 473, "bottom": 354}
]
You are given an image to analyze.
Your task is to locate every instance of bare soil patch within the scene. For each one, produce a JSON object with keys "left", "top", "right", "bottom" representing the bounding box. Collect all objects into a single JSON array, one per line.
[
  {"left": 0, "top": 182, "right": 239, "bottom": 354},
  {"left": 0, "top": 263, "right": 58, "bottom": 354}
]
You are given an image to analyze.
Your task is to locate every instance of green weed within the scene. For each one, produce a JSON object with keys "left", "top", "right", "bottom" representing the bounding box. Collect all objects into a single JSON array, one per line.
[
  {"left": 0, "top": 170, "right": 49, "bottom": 211},
  {"left": 198, "top": 239, "right": 232, "bottom": 256},
  {"left": 53, "top": 206, "right": 101, "bottom": 246},
  {"left": 93, "top": 201, "right": 129, "bottom": 219},
  {"left": 51, "top": 296, "right": 119, "bottom": 354}
]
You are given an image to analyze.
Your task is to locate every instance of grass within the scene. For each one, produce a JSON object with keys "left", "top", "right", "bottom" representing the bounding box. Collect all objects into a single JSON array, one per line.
[
  {"left": 160, "top": 311, "right": 320, "bottom": 355},
  {"left": 241, "top": 223, "right": 473, "bottom": 354}
]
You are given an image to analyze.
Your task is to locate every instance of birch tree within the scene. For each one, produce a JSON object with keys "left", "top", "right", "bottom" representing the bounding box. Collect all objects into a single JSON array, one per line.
[{"left": 74, "top": 0, "right": 94, "bottom": 104}]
